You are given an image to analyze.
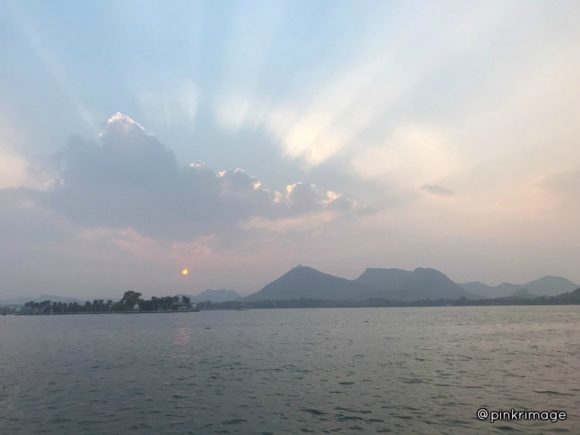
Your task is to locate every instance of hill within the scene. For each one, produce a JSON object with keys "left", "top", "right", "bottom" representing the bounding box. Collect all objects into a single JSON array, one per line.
[
  {"left": 245, "top": 265, "right": 373, "bottom": 301},
  {"left": 246, "top": 265, "right": 475, "bottom": 302},
  {"left": 356, "top": 267, "right": 475, "bottom": 301},
  {"left": 461, "top": 276, "right": 578, "bottom": 298}
]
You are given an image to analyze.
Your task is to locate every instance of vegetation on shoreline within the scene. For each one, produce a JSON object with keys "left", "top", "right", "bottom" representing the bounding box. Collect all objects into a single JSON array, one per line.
[
  {"left": 208, "top": 288, "right": 580, "bottom": 310},
  {"left": 10, "top": 291, "right": 201, "bottom": 315}
]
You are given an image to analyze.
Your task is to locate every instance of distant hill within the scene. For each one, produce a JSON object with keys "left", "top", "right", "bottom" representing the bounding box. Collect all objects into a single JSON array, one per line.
[
  {"left": 356, "top": 267, "right": 476, "bottom": 301},
  {"left": 355, "top": 268, "right": 412, "bottom": 290},
  {"left": 245, "top": 265, "right": 373, "bottom": 301},
  {"left": 524, "top": 276, "right": 578, "bottom": 296},
  {"left": 246, "top": 265, "right": 475, "bottom": 302},
  {"left": 0, "top": 294, "right": 83, "bottom": 306},
  {"left": 190, "top": 289, "right": 241, "bottom": 303},
  {"left": 461, "top": 276, "right": 578, "bottom": 298}
]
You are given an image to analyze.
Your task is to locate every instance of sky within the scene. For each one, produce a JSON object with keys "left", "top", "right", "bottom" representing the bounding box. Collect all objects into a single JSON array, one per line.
[{"left": 0, "top": 0, "right": 579, "bottom": 299}]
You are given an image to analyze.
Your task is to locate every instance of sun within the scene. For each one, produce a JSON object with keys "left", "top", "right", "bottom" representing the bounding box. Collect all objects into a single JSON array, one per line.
[{"left": 180, "top": 268, "right": 189, "bottom": 277}]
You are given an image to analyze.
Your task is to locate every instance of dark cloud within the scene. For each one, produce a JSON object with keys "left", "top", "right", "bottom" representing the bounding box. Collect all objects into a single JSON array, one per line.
[
  {"left": 39, "top": 113, "right": 360, "bottom": 240},
  {"left": 420, "top": 184, "right": 455, "bottom": 197}
]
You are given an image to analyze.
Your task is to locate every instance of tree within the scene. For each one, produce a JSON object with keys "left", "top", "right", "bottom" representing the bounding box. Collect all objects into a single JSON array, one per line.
[{"left": 120, "top": 291, "right": 142, "bottom": 310}]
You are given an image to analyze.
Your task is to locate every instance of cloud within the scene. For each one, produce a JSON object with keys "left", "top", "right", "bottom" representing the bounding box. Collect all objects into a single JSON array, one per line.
[
  {"left": 0, "top": 148, "right": 29, "bottom": 189},
  {"left": 33, "top": 113, "right": 361, "bottom": 240},
  {"left": 0, "top": 114, "right": 365, "bottom": 297},
  {"left": 420, "top": 184, "right": 455, "bottom": 197},
  {"left": 240, "top": 212, "right": 337, "bottom": 236},
  {"left": 285, "top": 182, "right": 359, "bottom": 212},
  {"left": 351, "top": 125, "right": 459, "bottom": 188}
]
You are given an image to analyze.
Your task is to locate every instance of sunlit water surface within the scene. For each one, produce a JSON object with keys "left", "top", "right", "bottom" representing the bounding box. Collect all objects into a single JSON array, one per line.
[{"left": 1, "top": 306, "right": 579, "bottom": 434}]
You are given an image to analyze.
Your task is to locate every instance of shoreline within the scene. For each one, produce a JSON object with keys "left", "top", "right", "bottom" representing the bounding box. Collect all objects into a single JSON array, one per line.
[{"left": 6, "top": 300, "right": 580, "bottom": 316}]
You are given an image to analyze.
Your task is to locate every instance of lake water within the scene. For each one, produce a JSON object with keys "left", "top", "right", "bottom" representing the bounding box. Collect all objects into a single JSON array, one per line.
[{"left": 1, "top": 306, "right": 579, "bottom": 434}]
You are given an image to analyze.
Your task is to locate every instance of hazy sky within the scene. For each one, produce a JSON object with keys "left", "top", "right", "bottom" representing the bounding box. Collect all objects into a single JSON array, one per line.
[{"left": 1, "top": 0, "right": 579, "bottom": 298}]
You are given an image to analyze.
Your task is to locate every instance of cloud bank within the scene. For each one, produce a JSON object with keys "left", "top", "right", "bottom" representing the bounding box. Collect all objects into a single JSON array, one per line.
[{"left": 27, "top": 113, "right": 360, "bottom": 240}]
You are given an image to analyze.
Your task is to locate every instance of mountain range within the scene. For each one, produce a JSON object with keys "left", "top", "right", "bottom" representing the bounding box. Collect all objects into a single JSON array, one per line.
[
  {"left": 3, "top": 268, "right": 576, "bottom": 306},
  {"left": 244, "top": 265, "right": 578, "bottom": 302},
  {"left": 459, "top": 276, "right": 578, "bottom": 298}
]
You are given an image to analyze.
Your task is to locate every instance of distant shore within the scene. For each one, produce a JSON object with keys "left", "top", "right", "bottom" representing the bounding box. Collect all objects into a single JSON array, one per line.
[
  {"left": 3, "top": 289, "right": 580, "bottom": 316},
  {"left": 7, "top": 310, "right": 200, "bottom": 316}
]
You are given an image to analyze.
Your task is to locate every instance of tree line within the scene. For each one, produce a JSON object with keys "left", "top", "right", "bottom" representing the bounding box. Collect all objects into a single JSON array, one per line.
[{"left": 19, "top": 291, "right": 199, "bottom": 315}]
